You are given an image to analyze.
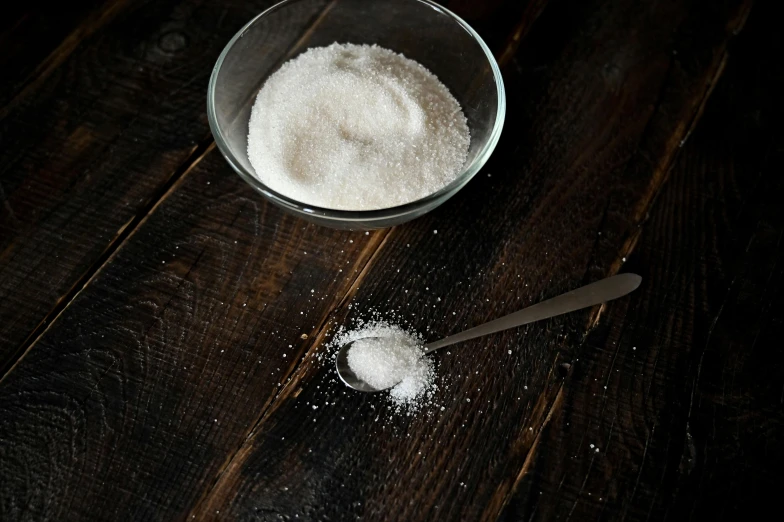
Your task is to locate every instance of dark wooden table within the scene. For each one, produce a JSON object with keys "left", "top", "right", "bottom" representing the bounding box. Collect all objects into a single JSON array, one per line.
[{"left": 1, "top": 0, "right": 782, "bottom": 520}]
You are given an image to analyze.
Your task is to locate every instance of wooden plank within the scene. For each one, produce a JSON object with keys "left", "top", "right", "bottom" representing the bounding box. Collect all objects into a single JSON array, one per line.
[
  {"left": 0, "top": 0, "right": 333, "bottom": 371},
  {"left": 501, "top": 5, "right": 784, "bottom": 520},
  {"left": 185, "top": 0, "right": 752, "bottom": 520},
  {"left": 0, "top": 0, "right": 129, "bottom": 108},
  {"left": 0, "top": 150, "right": 387, "bottom": 520},
  {"left": 0, "top": 3, "right": 540, "bottom": 520},
  {"left": 446, "top": 0, "right": 549, "bottom": 60}
]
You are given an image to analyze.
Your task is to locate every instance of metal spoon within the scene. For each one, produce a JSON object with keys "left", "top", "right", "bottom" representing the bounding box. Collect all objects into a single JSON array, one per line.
[{"left": 336, "top": 273, "right": 642, "bottom": 392}]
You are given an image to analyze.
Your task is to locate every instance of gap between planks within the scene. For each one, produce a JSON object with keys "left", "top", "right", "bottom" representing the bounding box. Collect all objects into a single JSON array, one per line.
[
  {"left": 481, "top": 384, "right": 566, "bottom": 522},
  {"left": 483, "top": 7, "right": 753, "bottom": 519},
  {"left": 0, "top": 137, "right": 215, "bottom": 384},
  {"left": 184, "top": 3, "right": 554, "bottom": 517},
  {"left": 229, "top": 3, "right": 552, "bottom": 432},
  {"left": 0, "top": 0, "right": 341, "bottom": 380},
  {"left": 184, "top": 225, "right": 394, "bottom": 520}
]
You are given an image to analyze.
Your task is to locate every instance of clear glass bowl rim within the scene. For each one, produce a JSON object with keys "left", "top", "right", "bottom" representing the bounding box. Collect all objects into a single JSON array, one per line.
[{"left": 207, "top": 0, "right": 506, "bottom": 223}]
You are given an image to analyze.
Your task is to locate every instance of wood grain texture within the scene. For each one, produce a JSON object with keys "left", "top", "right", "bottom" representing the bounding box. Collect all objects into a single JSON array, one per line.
[
  {"left": 0, "top": 0, "right": 331, "bottom": 370},
  {"left": 0, "top": 148, "right": 388, "bottom": 520},
  {"left": 501, "top": 5, "right": 784, "bottom": 520},
  {"left": 0, "top": 2, "right": 540, "bottom": 520},
  {"left": 187, "top": 0, "right": 751, "bottom": 520}
]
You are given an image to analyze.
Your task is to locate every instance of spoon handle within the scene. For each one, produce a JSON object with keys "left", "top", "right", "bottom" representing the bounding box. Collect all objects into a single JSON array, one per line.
[{"left": 423, "top": 273, "right": 641, "bottom": 353}]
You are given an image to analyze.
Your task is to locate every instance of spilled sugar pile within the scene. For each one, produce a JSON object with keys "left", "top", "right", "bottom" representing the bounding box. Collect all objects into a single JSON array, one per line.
[
  {"left": 332, "top": 321, "right": 436, "bottom": 411},
  {"left": 247, "top": 43, "right": 470, "bottom": 211}
]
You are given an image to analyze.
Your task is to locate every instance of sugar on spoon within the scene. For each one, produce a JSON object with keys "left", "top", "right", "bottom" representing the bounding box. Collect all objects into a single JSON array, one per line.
[{"left": 336, "top": 273, "right": 642, "bottom": 392}]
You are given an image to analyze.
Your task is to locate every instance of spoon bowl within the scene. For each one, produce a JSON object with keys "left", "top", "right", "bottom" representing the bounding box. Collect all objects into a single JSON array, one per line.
[
  {"left": 335, "top": 273, "right": 642, "bottom": 392},
  {"left": 335, "top": 340, "right": 385, "bottom": 392}
]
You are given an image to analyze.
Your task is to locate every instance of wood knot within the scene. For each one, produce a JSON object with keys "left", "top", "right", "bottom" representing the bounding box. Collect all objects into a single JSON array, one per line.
[{"left": 158, "top": 30, "right": 188, "bottom": 53}]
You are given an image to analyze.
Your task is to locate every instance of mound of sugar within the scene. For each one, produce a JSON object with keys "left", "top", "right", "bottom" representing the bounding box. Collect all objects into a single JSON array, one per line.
[
  {"left": 247, "top": 43, "right": 470, "bottom": 211},
  {"left": 339, "top": 322, "right": 435, "bottom": 409}
]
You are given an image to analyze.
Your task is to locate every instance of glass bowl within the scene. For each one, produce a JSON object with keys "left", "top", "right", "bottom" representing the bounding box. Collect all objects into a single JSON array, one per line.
[{"left": 208, "top": 0, "right": 505, "bottom": 229}]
